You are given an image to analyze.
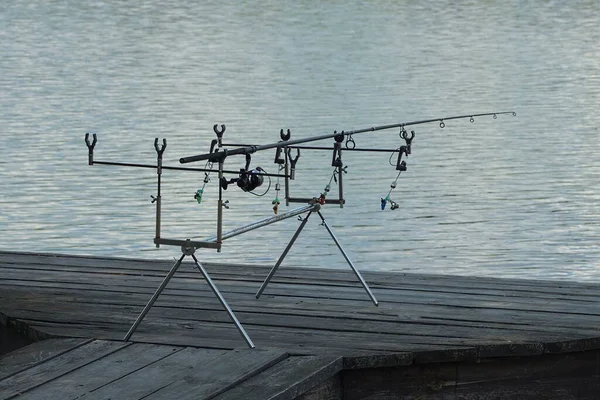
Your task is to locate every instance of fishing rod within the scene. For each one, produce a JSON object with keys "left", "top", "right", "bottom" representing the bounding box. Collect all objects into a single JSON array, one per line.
[
  {"left": 222, "top": 143, "right": 400, "bottom": 152},
  {"left": 179, "top": 111, "right": 516, "bottom": 164},
  {"left": 209, "top": 111, "right": 516, "bottom": 210}
]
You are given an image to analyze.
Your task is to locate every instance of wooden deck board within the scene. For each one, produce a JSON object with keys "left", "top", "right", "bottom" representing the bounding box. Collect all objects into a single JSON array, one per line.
[
  {"left": 0, "top": 340, "right": 130, "bottom": 400},
  {"left": 2, "top": 300, "right": 589, "bottom": 348},
  {"left": 0, "top": 338, "right": 91, "bottom": 381},
  {"left": 18, "top": 343, "right": 181, "bottom": 400},
  {"left": 3, "top": 251, "right": 600, "bottom": 354},
  {"left": 142, "top": 349, "right": 288, "bottom": 400},
  {"left": 2, "top": 282, "right": 599, "bottom": 333},
  {"left": 2, "top": 250, "right": 599, "bottom": 293},
  {"left": 3, "top": 251, "right": 600, "bottom": 399},
  {"left": 75, "top": 347, "right": 227, "bottom": 400},
  {"left": 3, "top": 268, "right": 600, "bottom": 319},
  {"left": 211, "top": 355, "right": 343, "bottom": 400}
]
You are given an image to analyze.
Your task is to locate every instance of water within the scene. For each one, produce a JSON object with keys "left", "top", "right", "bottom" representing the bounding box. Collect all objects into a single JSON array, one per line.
[{"left": 1, "top": 1, "right": 599, "bottom": 282}]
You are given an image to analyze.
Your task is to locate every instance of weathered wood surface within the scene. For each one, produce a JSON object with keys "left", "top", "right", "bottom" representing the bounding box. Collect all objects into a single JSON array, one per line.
[
  {"left": 0, "top": 322, "right": 32, "bottom": 357},
  {"left": 0, "top": 339, "right": 130, "bottom": 399},
  {"left": 343, "top": 350, "right": 600, "bottom": 400},
  {"left": 2, "top": 251, "right": 600, "bottom": 360},
  {"left": 3, "top": 340, "right": 598, "bottom": 400},
  {"left": 3, "top": 251, "right": 600, "bottom": 399},
  {"left": 0, "top": 340, "right": 307, "bottom": 400},
  {"left": 0, "top": 338, "right": 90, "bottom": 381}
]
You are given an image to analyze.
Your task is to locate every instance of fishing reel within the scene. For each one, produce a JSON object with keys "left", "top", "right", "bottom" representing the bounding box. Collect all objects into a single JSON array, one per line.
[
  {"left": 221, "top": 167, "right": 264, "bottom": 192},
  {"left": 220, "top": 153, "right": 265, "bottom": 192},
  {"left": 237, "top": 168, "right": 264, "bottom": 192}
]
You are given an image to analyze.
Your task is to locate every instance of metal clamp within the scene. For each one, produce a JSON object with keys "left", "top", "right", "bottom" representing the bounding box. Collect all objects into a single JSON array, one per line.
[
  {"left": 154, "top": 138, "right": 167, "bottom": 157},
  {"left": 280, "top": 128, "right": 291, "bottom": 141},
  {"left": 402, "top": 129, "right": 415, "bottom": 154},
  {"left": 85, "top": 133, "right": 97, "bottom": 165},
  {"left": 286, "top": 148, "right": 300, "bottom": 179},
  {"left": 214, "top": 124, "right": 226, "bottom": 147},
  {"left": 332, "top": 141, "right": 343, "bottom": 168},
  {"left": 275, "top": 129, "right": 292, "bottom": 165},
  {"left": 396, "top": 146, "right": 408, "bottom": 171},
  {"left": 154, "top": 138, "right": 167, "bottom": 174}
]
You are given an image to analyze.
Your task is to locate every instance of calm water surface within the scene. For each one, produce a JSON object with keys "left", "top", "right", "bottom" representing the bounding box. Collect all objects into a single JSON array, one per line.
[{"left": 1, "top": 1, "right": 599, "bottom": 282}]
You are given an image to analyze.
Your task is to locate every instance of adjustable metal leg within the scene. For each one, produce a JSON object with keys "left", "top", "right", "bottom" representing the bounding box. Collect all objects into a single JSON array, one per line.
[
  {"left": 317, "top": 211, "right": 379, "bottom": 306},
  {"left": 191, "top": 254, "right": 255, "bottom": 349},
  {"left": 256, "top": 211, "right": 312, "bottom": 299},
  {"left": 124, "top": 253, "right": 186, "bottom": 341}
]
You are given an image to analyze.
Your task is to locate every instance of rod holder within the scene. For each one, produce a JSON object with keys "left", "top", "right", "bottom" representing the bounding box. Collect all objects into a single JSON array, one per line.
[{"left": 85, "top": 133, "right": 97, "bottom": 165}]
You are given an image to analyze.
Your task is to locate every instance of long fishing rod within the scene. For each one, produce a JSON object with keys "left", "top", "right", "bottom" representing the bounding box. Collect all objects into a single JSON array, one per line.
[
  {"left": 179, "top": 111, "right": 516, "bottom": 164},
  {"left": 222, "top": 143, "right": 400, "bottom": 152}
]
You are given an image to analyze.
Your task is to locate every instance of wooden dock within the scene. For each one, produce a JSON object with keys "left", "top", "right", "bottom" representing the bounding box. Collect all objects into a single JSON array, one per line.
[{"left": 1, "top": 251, "right": 600, "bottom": 399}]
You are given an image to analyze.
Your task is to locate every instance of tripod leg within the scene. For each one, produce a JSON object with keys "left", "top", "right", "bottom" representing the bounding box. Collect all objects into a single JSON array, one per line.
[
  {"left": 317, "top": 211, "right": 379, "bottom": 306},
  {"left": 124, "top": 253, "right": 186, "bottom": 341},
  {"left": 256, "top": 211, "right": 312, "bottom": 299},
  {"left": 191, "top": 254, "right": 255, "bottom": 349}
]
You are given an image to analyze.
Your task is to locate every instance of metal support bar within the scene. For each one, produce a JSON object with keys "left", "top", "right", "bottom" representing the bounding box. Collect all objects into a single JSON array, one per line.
[
  {"left": 288, "top": 197, "right": 345, "bottom": 205},
  {"left": 317, "top": 211, "right": 379, "bottom": 306},
  {"left": 191, "top": 254, "right": 255, "bottom": 348},
  {"left": 217, "top": 161, "right": 224, "bottom": 252},
  {"left": 91, "top": 160, "right": 287, "bottom": 177},
  {"left": 204, "top": 204, "right": 318, "bottom": 243},
  {"left": 284, "top": 162, "right": 290, "bottom": 207},
  {"left": 124, "top": 253, "right": 185, "bottom": 341},
  {"left": 154, "top": 238, "right": 221, "bottom": 249},
  {"left": 256, "top": 211, "right": 312, "bottom": 299},
  {"left": 337, "top": 147, "right": 344, "bottom": 209},
  {"left": 154, "top": 147, "right": 163, "bottom": 248},
  {"left": 123, "top": 248, "right": 254, "bottom": 348}
]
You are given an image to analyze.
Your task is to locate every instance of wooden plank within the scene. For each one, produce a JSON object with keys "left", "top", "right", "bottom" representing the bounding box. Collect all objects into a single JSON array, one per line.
[
  {"left": 342, "top": 351, "right": 600, "bottom": 400},
  {"left": 143, "top": 349, "right": 288, "bottom": 400},
  {"left": 18, "top": 319, "right": 476, "bottom": 354},
  {"left": 3, "top": 258, "right": 598, "bottom": 310},
  {"left": 343, "top": 361, "right": 457, "bottom": 400},
  {"left": 20, "top": 343, "right": 182, "bottom": 400},
  {"left": 453, "top": 350, "right": 600, "bottom": 399},
  {"left": 4, "top": 272, "right": 600, "bottom": 317},
  {"left": 3, "top": 286, "right": 599, "bottom": 344},
  {"left": 4, "top": 270, "right": 600, "bottom": 322},
  {"left": 1, "top": 296, "right": 594, "bottom": 347},
  {"left": 0, "top": 298, "right": 573, "bottom": 345},
  {"left": 3, "top": 266, "right": 600, "bottom": 316},
  {"left": 75, "top": 347, "right": 227, "bottom": 399},
  {"left": 296, "top": 374, "right": 342, "bottom": 400},
  {"left": 2, "top": 290, "right": 596, "bottom": 360},
  {"left": 3, "top": 260, "right": 600, "bottom": 304},
  {"left": 3, "top": 283, "right": 600, "bottom": 339},
  {"left": 9, "top": 301, "right": 541, "bottom": 350},
  {"left": 3, "top": 287, "right": 597, "bottom": 351},
  {"left": 3, "top": 251, "right": 600, "bottom": 295},
  {"left": 0, "top": 338, "right": 91, "bottom": 381},
  {"left": 0, "top": 340, "right": 130, "bottom": 400},
  {"left": 212, "top": 356, "right": 342, "bottom": 400},
  {"left": 341, "top": 352, "right": 413, "bottom": 369}
]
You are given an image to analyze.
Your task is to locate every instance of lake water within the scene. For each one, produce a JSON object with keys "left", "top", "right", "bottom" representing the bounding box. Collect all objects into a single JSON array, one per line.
[{"left": 1, "top": 1, "right": 599, "bottom": 282}]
